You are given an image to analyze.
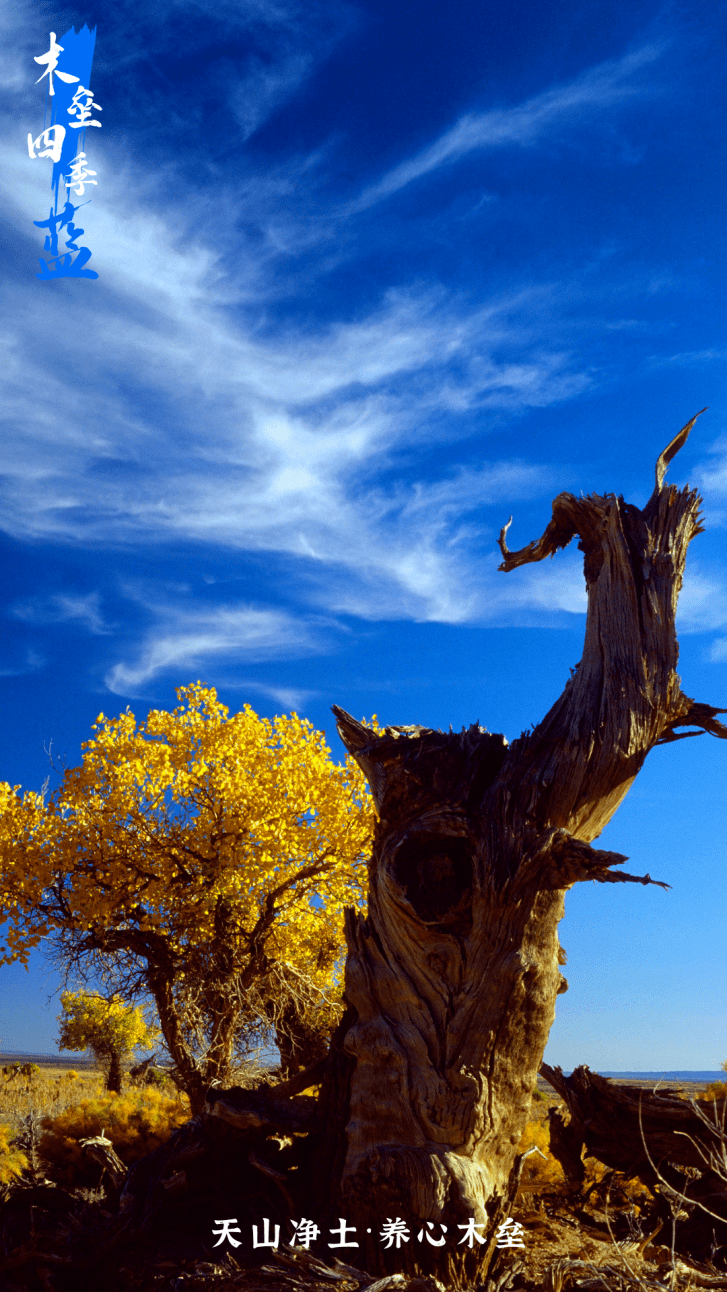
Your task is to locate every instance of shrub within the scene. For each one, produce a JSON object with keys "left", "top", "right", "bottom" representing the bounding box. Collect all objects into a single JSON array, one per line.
[
  {"left": 39, "top": 1085, "right": 190, "bottom": 1187},
  {"left": 699, "top": 1062, "right": 727, "bottom": 1102},
  {"left": 2, "top": 1063, "right": 40, "bottom": 1081},
  {"left": 518, "top": 1117, "right": 566, "bottom": 1189},
  {"left": 0, "top": 1121, "right": 28, "bottom": 1183},
  {"left": 129, "top": 1065, "right": 174, "bottom": 1090},
  {"left": 699, "top": 1080, "right": 727, "bottom": 1101},
  {"left": 517, "top": 1107, "right": 636, "bottom": 1199}
]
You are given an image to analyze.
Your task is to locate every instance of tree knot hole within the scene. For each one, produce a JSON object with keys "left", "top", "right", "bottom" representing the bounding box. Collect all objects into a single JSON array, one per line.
[{"left": 391, "top": 833, "right": 474, "bottom": 930}]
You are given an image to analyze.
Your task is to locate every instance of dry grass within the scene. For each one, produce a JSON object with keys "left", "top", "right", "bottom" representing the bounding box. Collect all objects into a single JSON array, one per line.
[
  {"left": 0, "top": 1054, "right": 279, "bottom": 1139},
  {"left": 0, "top": 1063, "right": 107, "bottom": 1136}
]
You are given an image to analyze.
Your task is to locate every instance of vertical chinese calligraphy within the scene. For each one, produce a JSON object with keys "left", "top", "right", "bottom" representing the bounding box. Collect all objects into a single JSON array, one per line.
[{"left": 27, "top": 26, "right": 100, "bottom": 280}]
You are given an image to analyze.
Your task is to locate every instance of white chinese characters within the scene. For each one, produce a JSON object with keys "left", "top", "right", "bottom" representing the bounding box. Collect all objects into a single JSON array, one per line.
[
  {"left": 495, "top": 1218, "right": 526, "bottom": 1249},
  {"left": 28, "top": 27, "right": 101, "bottom": 280},
  {"left": 64, "top": 153, "right": 97, "bottom": 195},
  {"left": 67, "top": 85, "right": 103, "bottom": 129},
  {"left": 34, "top": 33, "right": 80, "bottom": 96},
  {"left": 212, "top": 1214, "right": 527, "bottom": 1252},
  {"left": 290, "top": 1219, "right": 320, "bottom": 1248},
  {"left": 27, "top": 127, "right": 66, "bottom": 163},
  {"left": 211, "top": 1218, "right": 242, "bottom": 1249},
  {"left": 252, "top": 1218, "right": 281, "bottom": 1248}
]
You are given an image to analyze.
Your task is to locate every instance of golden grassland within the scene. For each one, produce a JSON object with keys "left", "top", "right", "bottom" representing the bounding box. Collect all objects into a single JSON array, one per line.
[
  {"left": 1, "top": 1071, "right": 725, "bottom": 1289},
  {"left": 0, "top": 1064, "right": 192, "bottom": 1186},
  {"left": 0, "top": 1063, "right": 107, "bottom": 1133}
]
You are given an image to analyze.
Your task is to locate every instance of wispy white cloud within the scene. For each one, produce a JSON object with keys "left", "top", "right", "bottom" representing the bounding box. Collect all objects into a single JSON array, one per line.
[
  {"left": 103, "top": 545, "right": 593, "bottom": 698},
  {"left": 695, "top": 440, "right": 727, "bottom": 496},
  {"left": 709, "top": 638, "right": 727, "bottom": 663},
  {"left": 11, "top": 592, "right": 110, "bottom": 634},
  {"left": 0, "top": 19, "right": 673, "bottom": 651},
  {"left": 225, "top": 49, "right": 315, "bottom": 142},
  {"left": 0, "top": 175, "right": 584, "bottom": 576},
  {"left": 214, "top": 677, "right": 315, "bottom": 711},
  {"left": 707, "top": 638, "right": 727, "bottom": 666},
  {"left": 104, "top": 599, "right": 324, "bottom": 695},
  {"left": 348, "top": 43, "right": 665, "bottom": 212},
  {"left": 689, "top": 435, "right": 727, "bottom": 529},
  {"left": 646, "top": 348, "right": 727, "bottom": 370}
]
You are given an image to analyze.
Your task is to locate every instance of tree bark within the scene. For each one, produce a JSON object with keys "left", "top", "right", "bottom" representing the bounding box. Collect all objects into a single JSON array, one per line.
[
  {"left": 105, "top": 1048, "right": 123, "bottom": 1095},
  {"left": 317, "top": 412, "right": 727, "bottom": 1280},
  {"left": 80, "top": 1133, "right": 127, "bottom": 1190}
]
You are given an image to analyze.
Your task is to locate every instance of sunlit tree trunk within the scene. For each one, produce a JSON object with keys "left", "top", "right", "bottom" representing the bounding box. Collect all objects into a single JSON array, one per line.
[{"left": 314, "top": 412, "right": 727, "bottom": 1281}]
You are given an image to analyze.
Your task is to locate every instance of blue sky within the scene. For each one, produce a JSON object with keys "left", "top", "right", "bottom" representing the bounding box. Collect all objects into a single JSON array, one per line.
[{"left": 1, "top": 0, "right": 727, "bottom": 1069}]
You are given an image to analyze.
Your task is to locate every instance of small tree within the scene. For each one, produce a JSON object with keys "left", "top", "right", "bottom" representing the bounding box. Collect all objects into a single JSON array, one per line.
[{"left": 57, "top": 991, "right": 159, "bottom": 1093}]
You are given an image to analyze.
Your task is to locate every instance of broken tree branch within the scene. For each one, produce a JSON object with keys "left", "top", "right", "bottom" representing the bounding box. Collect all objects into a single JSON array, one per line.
[
  {"left": 657, "top": 698, "right": 727, "bottom": 745},
  {"left": 653, "top": 408, "right": 708, "bottom": 495}
]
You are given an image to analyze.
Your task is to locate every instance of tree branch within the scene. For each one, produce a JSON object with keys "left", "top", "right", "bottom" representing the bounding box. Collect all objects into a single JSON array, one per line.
[
  {"left": 656, "top": 697, "right": 727, "bottom": 745},
  {"left": 497, "top": 497, "right": 580, "bottom": 572},
  {"left": 491, "top": 414, "right": 715, "bottom": 844},
  {"left": 525, "top": 828, "right": 670, "bottom": 890},
  {"left": 591, "top": 868, "right": 670, "bottom": 890},
  {"left": 331, "top": 707, "right": 378, "bottom": 753},
  {"left": 653, "top": 408, "right": 708, "bottom": 495},
  {"left": 268, "top": 1054, "right": 328, "bottom": 1098}
]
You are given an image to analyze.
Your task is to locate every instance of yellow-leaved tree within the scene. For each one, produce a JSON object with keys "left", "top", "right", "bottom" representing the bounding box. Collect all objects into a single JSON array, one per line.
[
  {"left": 0, "top": 684, "right": 375, "bottom": 1113},
  {"left": 58, "top": 990, "right": 160, "bottom": 1093}
]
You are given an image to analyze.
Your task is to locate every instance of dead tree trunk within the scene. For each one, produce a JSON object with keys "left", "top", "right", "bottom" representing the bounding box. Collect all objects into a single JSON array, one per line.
[
  {"left": 317, "top": 411, "right": 727, "bottom": 1280},
  {"left": 541, "top": 1063, "right": 727, "bottom": 1239},
  {"left": 540, "top": 1063, "right": 727, "bottom": 1189}
]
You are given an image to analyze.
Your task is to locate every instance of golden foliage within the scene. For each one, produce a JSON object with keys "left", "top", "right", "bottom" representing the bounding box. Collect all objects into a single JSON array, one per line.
[
  {"left": 698, "top": 1080, "right": 727, "bottom": 1101},
  {"left": 0, "top": 1064, "right": 103, "bottom": 1133},
  {"left": 518, "top": 1100, "right": 651, "bottom": 1204},
  {"left": 0, "top": 684, "right": 374, "bottom": 980},
  {"left": 39, "top": 1085, "right": 190, "bottom": 1186},
  {"left": 0, "top": 686, "right": 377, "bottom": 1102},
  {"left": 518, "top": 1115, "right": 567, "bottom": 1189},
  {"left": 0, "top": 1121, "right": 28, "bottom": 1183}
]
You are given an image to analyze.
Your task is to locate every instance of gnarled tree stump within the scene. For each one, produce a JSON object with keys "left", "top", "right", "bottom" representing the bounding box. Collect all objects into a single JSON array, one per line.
[{"left": 312, "top": 411, "right": 727, "bottom": 1280}]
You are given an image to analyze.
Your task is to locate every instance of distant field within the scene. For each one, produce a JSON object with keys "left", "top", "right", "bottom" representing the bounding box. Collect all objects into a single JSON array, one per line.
[
  {"left": 0, "top": 1057, "right": 106, "bottom": 1134},
  {"left": 537, "top": 1071, "right": 723, "bottom": 1098},
  {"left": 2, "top": 1055, "right": 722, "bottom": 1094},
  {"left": 0, "top": 1051, "right": 96, "bottom": 1071}
]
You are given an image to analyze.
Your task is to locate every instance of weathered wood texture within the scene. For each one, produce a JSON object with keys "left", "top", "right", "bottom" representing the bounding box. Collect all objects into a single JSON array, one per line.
[
  {"left": 80, "top": 1133, "right": 127, "bottom": 1190},
  {"left": 541, "top": 1064, "right": 727, "bottom": 1188},
  {"left": 204, "top": 1086, "right": 318, "bottom": 1135},
  {"left": 541, "top": 1062, "right": 727, "bottom": 1241},
  {"left": 318, "top": 413, "right": 727, "bottom": 1277}
]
